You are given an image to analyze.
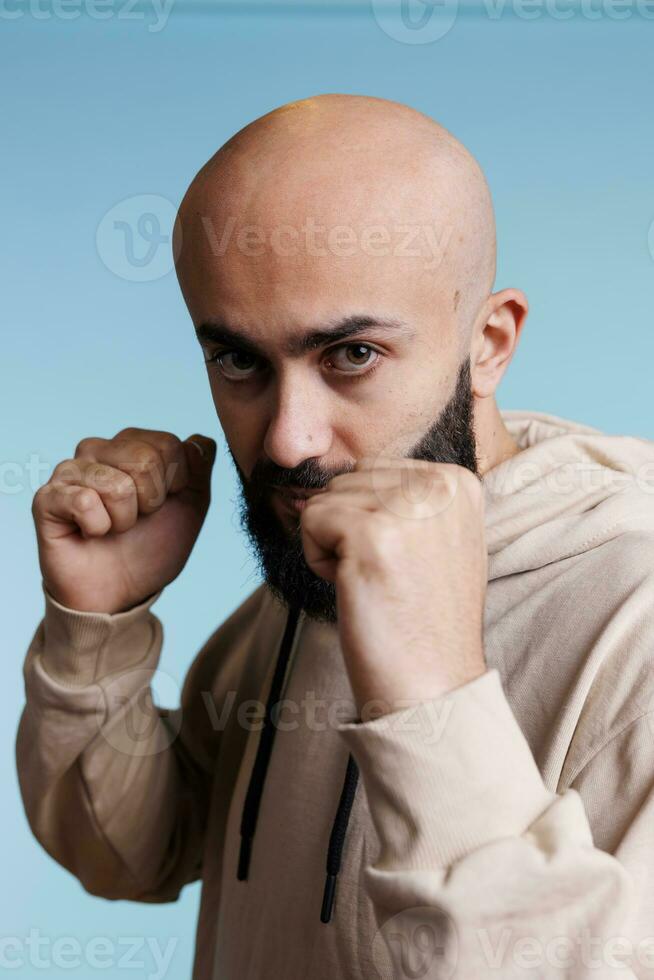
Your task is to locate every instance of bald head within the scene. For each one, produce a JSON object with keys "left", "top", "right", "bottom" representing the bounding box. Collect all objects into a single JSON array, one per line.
[
  {"left": 175, "top": 94, "right": 496, "bottom": 347},
  {"left": 171, "top": 93, "right": 525, "bottom": 572}
]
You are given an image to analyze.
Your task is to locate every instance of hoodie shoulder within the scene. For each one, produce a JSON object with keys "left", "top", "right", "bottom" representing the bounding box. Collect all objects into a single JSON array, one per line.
[{"left": 554, "top": 527, "right": 654, "bottom": 772}]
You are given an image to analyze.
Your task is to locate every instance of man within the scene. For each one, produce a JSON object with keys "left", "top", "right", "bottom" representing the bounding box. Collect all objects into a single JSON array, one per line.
[{"left": 16, "top": 94, "right": 654, "bottom": 978}]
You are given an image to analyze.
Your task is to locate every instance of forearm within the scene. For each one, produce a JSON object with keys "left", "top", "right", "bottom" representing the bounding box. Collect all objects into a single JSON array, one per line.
[
  {"left": 338, "top": 670, "right": 639, "bottom": 978},
  {"left": 15, "top": 586, "right": 208, "bottom": 902}
]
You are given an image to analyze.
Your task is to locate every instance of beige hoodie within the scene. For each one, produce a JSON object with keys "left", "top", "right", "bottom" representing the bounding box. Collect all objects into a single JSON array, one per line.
[{"left": 15, "top": 409, "right": 654, "bottom": 979}]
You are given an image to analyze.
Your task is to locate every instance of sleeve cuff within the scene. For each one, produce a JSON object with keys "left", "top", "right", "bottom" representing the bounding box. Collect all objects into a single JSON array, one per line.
[
  {"left": 336, "top": 668, "right": 555, "bottom": 870},
  {"left": 39, "top": 581, "right": 164, "bottom": 687}
]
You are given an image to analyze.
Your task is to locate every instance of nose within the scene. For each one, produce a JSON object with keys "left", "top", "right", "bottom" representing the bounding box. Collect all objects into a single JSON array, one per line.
[{"left": 262, "top": 372, "right": 333, "bottom": 470}]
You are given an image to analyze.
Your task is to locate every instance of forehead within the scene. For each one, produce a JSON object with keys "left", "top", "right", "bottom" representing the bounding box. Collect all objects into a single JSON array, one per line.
[
  {"left": 178, "top": 210, "right": 458, "bottom": 340},
  {"left": 175, "top": 144, "right": 468, "bottom": 347}
]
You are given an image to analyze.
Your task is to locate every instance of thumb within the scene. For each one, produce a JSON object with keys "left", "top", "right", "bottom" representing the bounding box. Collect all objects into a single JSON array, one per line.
[{"left": 183, "top": 433, "right": 217, "bottom": 493}]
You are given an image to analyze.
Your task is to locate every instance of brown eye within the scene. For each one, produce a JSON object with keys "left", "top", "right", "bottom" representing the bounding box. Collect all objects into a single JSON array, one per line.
[
  {"left": 347, "top": 345, "right": 373, "bottom": 364},
  {"left": 207, "top": 349, "right": 262, "bottom": 380},
  {"left": 228, "top": 351, "right": 257, "bottom": 372},
  {"left": 327, "top": 344, "right": 379, "bottom": 374}
]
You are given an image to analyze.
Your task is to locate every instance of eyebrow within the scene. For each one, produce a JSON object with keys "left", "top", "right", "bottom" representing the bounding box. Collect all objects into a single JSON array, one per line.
[{"left": 195, "top": 315, "right": 414, "bottom": 359}]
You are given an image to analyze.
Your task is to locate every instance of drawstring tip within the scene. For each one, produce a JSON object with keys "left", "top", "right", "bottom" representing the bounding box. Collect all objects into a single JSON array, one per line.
[
  {"left": 320, "top": 873, "right": 337, "bottom": 923},
  {"left": 237, "top": 836, "right": 252, "bottom": 881}
]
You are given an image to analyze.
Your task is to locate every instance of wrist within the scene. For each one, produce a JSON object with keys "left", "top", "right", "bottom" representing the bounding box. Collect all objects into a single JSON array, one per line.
[{"left": 351, "top": 654, "right": 487, "bottom": 720}]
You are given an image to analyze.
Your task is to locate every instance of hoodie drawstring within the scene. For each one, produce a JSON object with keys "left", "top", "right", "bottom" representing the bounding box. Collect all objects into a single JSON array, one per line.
[
  {"left": 237, "top": 603, "right": 301, "bottom": 882},
  {"left": 320, "top": 752, "right": 359, "bottom": 923},
  {"left": 237, "top": 605, "right": 360, "bottom": 923}
]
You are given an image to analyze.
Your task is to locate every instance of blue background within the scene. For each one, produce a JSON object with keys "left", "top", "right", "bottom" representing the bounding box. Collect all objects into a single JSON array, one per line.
[{"left": 3, "top": 2, "right": 653, "bottom": 976}]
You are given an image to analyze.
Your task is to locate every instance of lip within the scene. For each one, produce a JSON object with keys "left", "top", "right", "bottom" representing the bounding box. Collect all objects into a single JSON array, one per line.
[
  {"left": 283, "top": 495, "right": 309, "bottom": 513},
  {"left": 270, "top": 484, "right": 324, "bottom": 499},
  {"left": 271, "top": 487, "right": 323, "bottom": 512}
]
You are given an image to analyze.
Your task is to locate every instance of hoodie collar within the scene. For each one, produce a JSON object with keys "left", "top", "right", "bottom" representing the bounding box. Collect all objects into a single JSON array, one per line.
[{"left": 483, "top": 410, "right": 654, "bottom": 580}]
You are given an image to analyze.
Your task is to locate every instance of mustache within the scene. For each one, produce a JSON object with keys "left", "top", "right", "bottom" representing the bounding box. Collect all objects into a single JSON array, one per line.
[{"left": 249, "top": 456, "right": 355, "bottom": 494}]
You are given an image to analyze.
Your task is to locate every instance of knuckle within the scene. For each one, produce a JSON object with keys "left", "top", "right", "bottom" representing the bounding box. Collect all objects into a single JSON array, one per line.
[
  {"left": 82, "top": 463, "right": 131, "bottom": 499},
  {"left": 161, "top": 431, "right": 182, "bottom": 451},
  {"left": 129, "top": 445, "right": 160, "bottom": 475},
  {"left": 108, "top": 476, "right": 135, "bottom": 501},
  {"left": 82, "top": 461, "right": 110, "bottom": 484},
  {"left": 419, "top": 463, "right": 446, "bottom": 487},
  {"left": 104, "top": 479, "right": 135, "bottom": 503},
  {"left": 74, "top": 436, "right": 97, "bottom": 457},
  {"left": 457, "top": 465, "right": 482, "bottom": 500},
  {"left": 365, "top": 511, "right": 396, "bottom": 548},
  {"left": 31, "top": 487, "right": 46, "bottom": 516},
  {"left": 52, "top": 458, "right": 81, "bottom": 482},
  {"left": 75, "top": 488, "right": 97, "bottom": 511},
  {"left": 300, "top": 498, "right": 320, "bottom": 522}
]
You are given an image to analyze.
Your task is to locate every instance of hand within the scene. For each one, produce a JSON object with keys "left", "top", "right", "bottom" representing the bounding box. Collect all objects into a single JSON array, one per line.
[
  {"left": 300, "top": 458, "right": 488, "bottom": 717},
  {"left": 32, "top": 428, "right": 216, "bottom": 614}
]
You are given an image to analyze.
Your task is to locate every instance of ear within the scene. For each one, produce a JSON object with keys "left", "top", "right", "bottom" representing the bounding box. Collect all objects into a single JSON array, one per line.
[{"left": 470, "top": 287, "right": 528, "bottom": 398}]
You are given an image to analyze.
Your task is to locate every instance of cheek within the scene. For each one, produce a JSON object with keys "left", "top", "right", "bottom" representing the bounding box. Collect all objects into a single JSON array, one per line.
[
  {"left": 209, "top": 383, "right": 265, "bottom": 466},
  {"left": 351, "top": 387, "right": 442, "bottom": 457}
]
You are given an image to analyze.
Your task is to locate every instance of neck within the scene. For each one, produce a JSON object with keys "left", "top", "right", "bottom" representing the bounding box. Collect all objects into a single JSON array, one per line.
[{"left": 474, "top": 396, "right": 521, "bottom": 477}]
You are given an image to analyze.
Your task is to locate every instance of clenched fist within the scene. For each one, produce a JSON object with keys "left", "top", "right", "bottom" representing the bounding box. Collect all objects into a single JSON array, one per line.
[
  {"left": 32, "top": 428, "right": 216, "bottom": 614},
  {"left": 300, "top": 457, "right": 488, "bottom": 716}
]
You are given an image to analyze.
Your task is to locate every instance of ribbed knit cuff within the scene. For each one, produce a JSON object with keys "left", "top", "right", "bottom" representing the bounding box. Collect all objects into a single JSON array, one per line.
[
  {"left": 39, "top": 582, "right": 164, "bottom": 687},
  {"left": 337, "top": 668, "right": 554, "bottom": 870}
]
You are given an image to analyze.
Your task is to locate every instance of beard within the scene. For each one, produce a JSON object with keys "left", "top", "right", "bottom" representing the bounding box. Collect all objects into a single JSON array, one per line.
[{"left": 230, "top": 356, "right": 478, "bottom": 623}]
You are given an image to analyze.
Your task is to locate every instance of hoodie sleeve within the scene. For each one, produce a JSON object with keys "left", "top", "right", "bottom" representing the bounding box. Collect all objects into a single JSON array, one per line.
[
  {"left": 336, "top": 669, "right": 642, "bottom": 979},
  {"left": 15, "top": 582, "right": 213, "bottom": 903}
]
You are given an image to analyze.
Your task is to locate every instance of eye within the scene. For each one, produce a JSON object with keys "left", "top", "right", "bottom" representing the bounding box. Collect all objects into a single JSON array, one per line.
[
  {"left": 324, "top": 343, "right": 380, "bottom": 375},
  {"left": 205, "top": 349, "right": 263, "bottom": 381}
]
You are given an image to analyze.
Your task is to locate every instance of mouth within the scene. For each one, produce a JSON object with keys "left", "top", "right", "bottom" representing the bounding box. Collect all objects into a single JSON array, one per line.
[{"left": 269, "top": 486, "right": 324, "bottom": 513}]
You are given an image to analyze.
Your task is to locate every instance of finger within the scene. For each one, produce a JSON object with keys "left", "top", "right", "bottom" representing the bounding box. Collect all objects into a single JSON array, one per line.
[
  {"left": 300, "top": 502, "right": 364, "bottom": 583},
  {"left": 353, "top": 458, "right": 458, "bottom": 498},
  {"left": 327, "top": 470, "right": 410, "bottom": 492},
  {"left": 324, "top": 467, "right": 458, "bottom": 524},
  {"left": 74, "top": 436, "right": 168, "bottom": 514},
  {"left": 110, "top": 428, "right": 191, "bottom": 494},
  {"left": 182, "top": 434, "right": 217, "bottom": 494},
  {"left": 50, "top": 459, "right": 138, "bottom": 534},
  {"left": 33, "top": 483, "right": 112, "bottom": 542},
  {"left": 306, "top": 485, "right": 380, "bottom": 512},
  {"left": 329, "top": 464, "right": 447, "bottom": 494}
]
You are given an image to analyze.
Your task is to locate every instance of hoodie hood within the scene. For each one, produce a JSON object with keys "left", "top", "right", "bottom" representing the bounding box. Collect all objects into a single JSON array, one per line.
[{"left": 483, "top": 410, "right": 654, "bottom": 581}]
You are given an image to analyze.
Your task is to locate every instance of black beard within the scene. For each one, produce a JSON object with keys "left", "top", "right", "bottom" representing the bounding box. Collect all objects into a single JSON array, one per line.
[{"left": 230, "top": 356, "right": 478, "bottom": 623}]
